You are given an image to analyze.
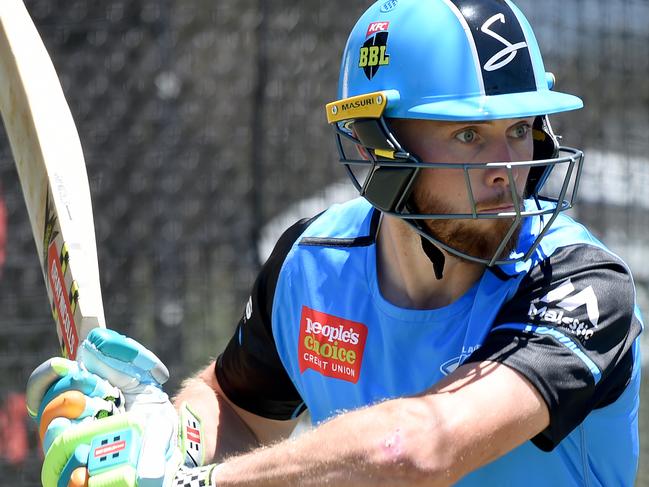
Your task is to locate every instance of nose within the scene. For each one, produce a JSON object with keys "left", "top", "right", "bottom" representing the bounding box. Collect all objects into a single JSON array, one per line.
[{"left": 482, "top": 138, "right": 518, "bottom": 189}]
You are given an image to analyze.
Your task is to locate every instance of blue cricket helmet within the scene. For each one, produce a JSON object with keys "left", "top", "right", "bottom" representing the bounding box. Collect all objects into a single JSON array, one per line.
[
  {"left": 338, "top": 0, "right": 583, "bottom": 120},
  {"left": 326, "top": 0, "right": 585, "bottom": 272}
]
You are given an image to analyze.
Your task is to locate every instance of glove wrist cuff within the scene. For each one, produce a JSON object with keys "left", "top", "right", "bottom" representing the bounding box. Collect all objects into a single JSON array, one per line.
[{"left": 173, "top": 464, "right": 217, "bottom": 487}]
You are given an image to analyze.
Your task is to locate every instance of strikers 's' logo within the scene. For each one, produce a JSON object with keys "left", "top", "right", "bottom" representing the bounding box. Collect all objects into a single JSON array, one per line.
[
  {"left": 359, "top": 22, "right": 390, "bottom": 80},
  {"left": 480, "top": 13, "right": 528, "bottom": 72}
]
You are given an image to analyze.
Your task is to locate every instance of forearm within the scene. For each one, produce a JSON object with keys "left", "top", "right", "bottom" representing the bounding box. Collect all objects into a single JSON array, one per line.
[
  {"left": 211, "top": 397, "right": 446, "bottom": 487},
  {"left": 173, "top": 364, "right": 259, "bottom": 462},
  {"left": 206, "top": 363, "right": 548, "bottom": 486}
]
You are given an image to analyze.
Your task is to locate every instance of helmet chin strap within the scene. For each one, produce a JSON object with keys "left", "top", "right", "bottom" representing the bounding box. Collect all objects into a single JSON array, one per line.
[
  {"left": 406, "top": 198, "right": 446, "bottom": 280},
  {"left": 405, "top": 210, "right": 446, "bottom": 280},
  {"left": 420, "top": 235, "right": 445, "bottom": 280}
]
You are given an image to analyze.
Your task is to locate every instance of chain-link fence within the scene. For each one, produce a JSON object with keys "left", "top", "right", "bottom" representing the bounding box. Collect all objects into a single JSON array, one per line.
[{"left": 0, "top": 1, "right": 647, "bottom": 484}]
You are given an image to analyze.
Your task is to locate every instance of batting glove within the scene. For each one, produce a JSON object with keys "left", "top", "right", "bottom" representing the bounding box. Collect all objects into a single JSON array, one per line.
[{"left": 26, "top": 328, "right": 213, "bottom": 487}]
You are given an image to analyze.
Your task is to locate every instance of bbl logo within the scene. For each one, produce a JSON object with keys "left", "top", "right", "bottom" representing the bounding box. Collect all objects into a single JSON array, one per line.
[{"left": 359, "top": 22, "right": 390, "bottom": 80}]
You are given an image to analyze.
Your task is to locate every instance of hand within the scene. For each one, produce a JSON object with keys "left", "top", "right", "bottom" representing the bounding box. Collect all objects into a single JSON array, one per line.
[
  {"left": 26, "top": 354, "right": 125, "bottom": 452},
  {"left": 27, "top": 328, "right": 214, "bottom": 487}
]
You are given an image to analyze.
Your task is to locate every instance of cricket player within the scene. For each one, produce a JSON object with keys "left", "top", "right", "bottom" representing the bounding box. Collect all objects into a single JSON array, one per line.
[{"left": 26, "top": 0, "right": 642, "bottom": 485}]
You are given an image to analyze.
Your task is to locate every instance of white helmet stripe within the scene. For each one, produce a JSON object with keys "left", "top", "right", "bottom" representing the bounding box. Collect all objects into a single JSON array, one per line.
[
  {"left": 448, "top": 0, "right": 536, "bottom": 96},
  {"left": 441, "top": 0, "right": 486, "bottom": 97}
]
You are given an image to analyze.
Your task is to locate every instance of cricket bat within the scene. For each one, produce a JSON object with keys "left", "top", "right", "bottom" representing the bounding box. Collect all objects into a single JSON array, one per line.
[{"left": 0, "top": 0, "right": 106, "bottom": 360}]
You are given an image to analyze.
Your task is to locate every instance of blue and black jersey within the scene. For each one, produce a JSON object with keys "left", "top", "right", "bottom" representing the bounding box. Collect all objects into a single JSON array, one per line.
[{"left": 216, "top": 197, "right": 642, "bottom": 486}]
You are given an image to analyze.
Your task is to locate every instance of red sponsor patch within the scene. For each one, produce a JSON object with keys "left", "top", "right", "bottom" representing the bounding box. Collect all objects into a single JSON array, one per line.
[
  {"left": 298, "top": 306, "right": 368, "bottom": 384},
  {"left": 47, "top": 242, "right": 78, "bottom": 359},
  {"left": 187, "top": 426, "right": 201, "bottom": 444},
  {"left": 94, "top": 440, "right": 126, "bottom": 458},
  {"left": 366, "top": 21, "right": 390, "bottom": 37}
]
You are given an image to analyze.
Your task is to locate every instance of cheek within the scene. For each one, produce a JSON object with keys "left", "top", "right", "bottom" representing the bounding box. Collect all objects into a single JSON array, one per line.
[
  {"left": 515, "top": 167, "right": 531, "bottom": 191},
  {"left": 414, "top": 168, "right": 468, "bottom": 201},
  {"left": 416, "top": 168, "right": 465, "bottom": 190},
  {"left": 516, "top": 137, "right": 534, "bottom": 162}
]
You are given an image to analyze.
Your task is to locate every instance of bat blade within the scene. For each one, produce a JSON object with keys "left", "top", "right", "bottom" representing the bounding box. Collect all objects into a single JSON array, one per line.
[{"left": 0, "top": 0, "right": 105, "bottom": 359}]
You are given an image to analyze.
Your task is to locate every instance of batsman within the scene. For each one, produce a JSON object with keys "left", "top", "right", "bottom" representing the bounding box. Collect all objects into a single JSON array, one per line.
[{"left": 27, "top": 0, "right": 642, "bottom": 485}]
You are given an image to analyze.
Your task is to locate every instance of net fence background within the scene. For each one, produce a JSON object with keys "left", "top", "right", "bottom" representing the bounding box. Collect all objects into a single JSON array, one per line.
[{"left": 0, "top": 0, "right": 647, "bottom": 484}]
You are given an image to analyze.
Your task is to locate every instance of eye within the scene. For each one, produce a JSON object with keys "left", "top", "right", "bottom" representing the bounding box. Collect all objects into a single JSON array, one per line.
[
  {"left": 455, "top": 128, "right": 478, "bottom": 143},
  {"left": 510, "top": 123, "right": 531, "bottom": 139}
]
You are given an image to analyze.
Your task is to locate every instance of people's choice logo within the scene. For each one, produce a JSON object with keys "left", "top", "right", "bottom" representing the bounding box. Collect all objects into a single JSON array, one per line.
[
  {"left": 298, "top": 306, "right": 368, "bottom": 383},
  {"left": 480, "top": 13, "right": 528, "bottom": 72}
]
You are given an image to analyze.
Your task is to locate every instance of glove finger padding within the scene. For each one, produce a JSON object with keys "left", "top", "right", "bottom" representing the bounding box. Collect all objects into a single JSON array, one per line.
[
  {"left": 26, "top": 356, "right": 125, "bottom": 454},
  {"left": 26, "top": 357, "right": 123, "bottom": 420},
  {"left": 79, "top": 328, "right": 169, "bottom": 396},
  {"left": 39, "top": 390, "right": 123, "bottom": 448}
]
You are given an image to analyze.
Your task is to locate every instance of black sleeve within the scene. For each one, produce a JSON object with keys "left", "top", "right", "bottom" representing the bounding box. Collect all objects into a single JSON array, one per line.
[
  {"left": 215, "top": 217, "right": 317, "bottom": 420},
  {"left": 466, "top": 244, "right": 642, "bottom": 451}
]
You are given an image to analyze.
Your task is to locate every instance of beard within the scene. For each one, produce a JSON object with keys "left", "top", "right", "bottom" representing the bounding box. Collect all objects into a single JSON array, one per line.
[{"left": 410, "top": 190, "right": 523, "bottom": 262}]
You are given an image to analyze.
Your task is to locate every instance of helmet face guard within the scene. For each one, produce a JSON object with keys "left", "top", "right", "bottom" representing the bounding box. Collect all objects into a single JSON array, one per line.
[
  {"left": 326, "top": 0, "right": 585, "bottom": 267},
  {"left": 327, "top": 92, "right": 584, "bottom": 265}
]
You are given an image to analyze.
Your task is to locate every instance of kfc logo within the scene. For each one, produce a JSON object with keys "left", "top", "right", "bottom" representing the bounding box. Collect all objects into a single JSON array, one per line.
[{"left": 366, "top": 21, "right": 390, "bottom": 37}]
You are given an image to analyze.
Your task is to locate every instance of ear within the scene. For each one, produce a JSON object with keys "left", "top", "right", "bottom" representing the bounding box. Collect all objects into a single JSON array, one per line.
[{"left": 348, "top": 124, "right": 370, "bottom": 160}]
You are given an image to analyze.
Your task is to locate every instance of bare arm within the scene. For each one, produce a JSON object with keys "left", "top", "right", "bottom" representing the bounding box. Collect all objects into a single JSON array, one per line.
[
  {"left": 209, "top": 361, "right": 548, "bottom": 486},
  {"left": 172, "top": 361, "right": 300, "bottom": 462}
]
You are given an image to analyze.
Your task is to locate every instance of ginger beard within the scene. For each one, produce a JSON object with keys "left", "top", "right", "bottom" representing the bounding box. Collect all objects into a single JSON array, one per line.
[{"left": 410, "top": 184, "right": 524, "bottom": 262}]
